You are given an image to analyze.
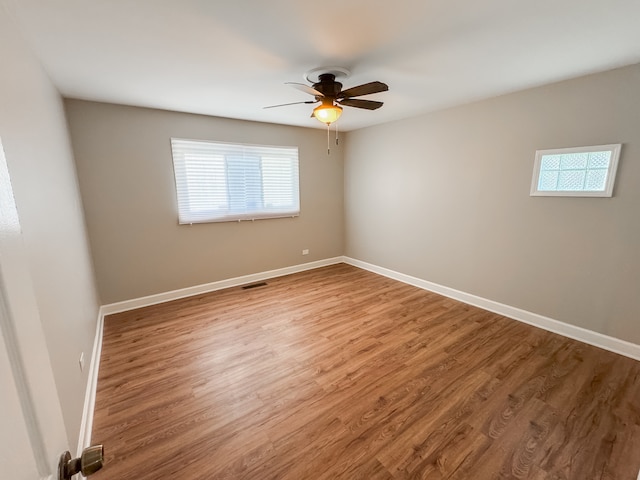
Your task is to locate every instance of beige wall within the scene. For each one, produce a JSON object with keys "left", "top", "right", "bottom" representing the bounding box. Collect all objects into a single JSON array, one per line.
[
  {"left": 0, "top": 11, "right": 100, "bottom": 451},
  {"left": 65, "top": 101, "right": 344, "bottom": 304},
  {"left": 345, "top": 64, "right": 640, "bottom": 344}
]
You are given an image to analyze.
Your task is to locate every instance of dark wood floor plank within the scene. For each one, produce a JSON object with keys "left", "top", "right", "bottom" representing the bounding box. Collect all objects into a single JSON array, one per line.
[{"left": 90, "top": 263, "right": 640, "bottom": 479}]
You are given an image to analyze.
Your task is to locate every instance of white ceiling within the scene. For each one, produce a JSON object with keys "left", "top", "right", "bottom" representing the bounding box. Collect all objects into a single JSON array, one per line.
[{"left": 5, "top": 0, "right": 640, "bottom": 131}]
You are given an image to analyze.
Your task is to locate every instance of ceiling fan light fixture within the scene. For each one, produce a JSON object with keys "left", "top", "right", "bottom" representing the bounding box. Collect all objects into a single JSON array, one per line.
[{"left": 313, "top": 104, "right": 343, "bottom": 125}]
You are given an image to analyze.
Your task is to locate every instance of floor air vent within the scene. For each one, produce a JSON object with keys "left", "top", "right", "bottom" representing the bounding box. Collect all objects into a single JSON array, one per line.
[{"left": 242, "top": 282, "right": 267, "bottom": 290}]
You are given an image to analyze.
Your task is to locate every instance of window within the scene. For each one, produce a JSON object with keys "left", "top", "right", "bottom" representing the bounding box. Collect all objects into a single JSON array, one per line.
[
  {"left": 530, "top": 144, "right": 621, "bottom": 197},
  {"left": 170, "top": 138, "right": 300, "bottom": 224}
]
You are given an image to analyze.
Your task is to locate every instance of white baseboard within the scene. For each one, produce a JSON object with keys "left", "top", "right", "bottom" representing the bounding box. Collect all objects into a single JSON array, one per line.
[
  {"left": 76, "top": 307, "right": 105, "bottom": 456},
  {"left": 101, "top": 257, "right": 344, "bottom": 316},
  {"left": 343, "top": 256, "right": 640, "bottom": 361}
]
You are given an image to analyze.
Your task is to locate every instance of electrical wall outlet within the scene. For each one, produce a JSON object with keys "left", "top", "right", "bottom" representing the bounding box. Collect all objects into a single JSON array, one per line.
[
  {"left": 302, "top": 249, "right": 309, "bottom": 255},
  {"left": 79, "top": 352, "right": 85, "bottom": 372}
]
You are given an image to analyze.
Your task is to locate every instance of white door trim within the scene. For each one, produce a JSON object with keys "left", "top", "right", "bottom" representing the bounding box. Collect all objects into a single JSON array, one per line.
[{"left": 0, "top": 275, "right": 49, "bottom": 475}]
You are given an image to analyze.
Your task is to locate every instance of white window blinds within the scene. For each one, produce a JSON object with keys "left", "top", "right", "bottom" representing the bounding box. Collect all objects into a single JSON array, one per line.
[{"left": 170, "top": 138, "right": 300, "bottom": 224}]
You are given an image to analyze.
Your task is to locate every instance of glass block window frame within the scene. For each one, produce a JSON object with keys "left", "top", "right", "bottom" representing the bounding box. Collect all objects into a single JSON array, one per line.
[{"left": 530, "top": 144, "right": 621, "bottom": 197}]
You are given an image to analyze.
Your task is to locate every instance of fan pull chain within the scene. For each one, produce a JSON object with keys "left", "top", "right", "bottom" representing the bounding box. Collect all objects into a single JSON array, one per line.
[
  {"left": 335, "top": 123, "right": 339, "bottom": 146},
  {"left": 327, "top": 123, "right": 331, "bottom": 155}
]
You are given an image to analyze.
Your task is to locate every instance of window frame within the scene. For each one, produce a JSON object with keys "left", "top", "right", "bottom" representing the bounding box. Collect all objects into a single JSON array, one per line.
[
  {"left": 170, "top": 138, "right": 300, "bottom": 224},
  {"left": 530, "top": 144, "right": 621, "bottom": 197}
]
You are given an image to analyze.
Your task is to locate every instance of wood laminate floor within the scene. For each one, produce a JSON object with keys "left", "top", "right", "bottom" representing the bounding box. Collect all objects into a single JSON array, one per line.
[{"left": 91, "top": 264, "right": 640, "bottom": 479}]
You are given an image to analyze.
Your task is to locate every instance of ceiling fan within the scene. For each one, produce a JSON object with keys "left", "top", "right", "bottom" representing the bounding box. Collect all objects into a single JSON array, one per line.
[{"left": 264, "top": 67, "right": 389, "bottom": 125}]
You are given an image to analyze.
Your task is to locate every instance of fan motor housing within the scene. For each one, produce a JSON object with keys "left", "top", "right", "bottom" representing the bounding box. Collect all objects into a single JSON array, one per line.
[{"left": 313, "top": 74, "right": 342, "bottom": 98}]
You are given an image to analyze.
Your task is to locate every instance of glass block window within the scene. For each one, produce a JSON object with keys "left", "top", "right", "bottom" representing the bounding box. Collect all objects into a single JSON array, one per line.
[{"left": 530, "top": 144, "right": 621, "bottom": 197}]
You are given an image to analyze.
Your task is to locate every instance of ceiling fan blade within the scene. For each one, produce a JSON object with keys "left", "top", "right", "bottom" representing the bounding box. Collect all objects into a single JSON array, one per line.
[
  {"left": 338, "top": 81, "right": 388, "bottom": 99},
  {"left": 338, "top": 98, "right": 384, "bottom": 110},
  {"left": 285, "top": 82, "right": 324, "bottom": 97},
  {"left": 263, "top": 100, "right": 317, "bottom": 109}
]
